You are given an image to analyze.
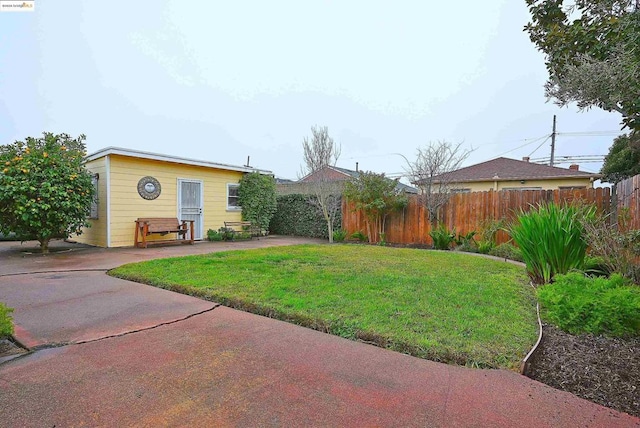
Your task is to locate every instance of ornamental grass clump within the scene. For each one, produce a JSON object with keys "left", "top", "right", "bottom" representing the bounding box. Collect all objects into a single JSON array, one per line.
[
  {"left": 429, "top": 223, "right": 455, "bottom": 250},
  {"left": 510, "top": 203, "right": 594, "bottom": 284}
]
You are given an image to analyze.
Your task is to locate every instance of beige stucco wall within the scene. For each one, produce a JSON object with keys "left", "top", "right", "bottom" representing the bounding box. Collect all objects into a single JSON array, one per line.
[
  {"left": 451, "top": 177, "right": 594, "bottom": 192},
  {"left": 77, "top": 154, "right": 244, "bottom": 247}
]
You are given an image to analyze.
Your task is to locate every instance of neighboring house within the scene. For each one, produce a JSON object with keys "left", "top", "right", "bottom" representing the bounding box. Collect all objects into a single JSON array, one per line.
[
  {"left": 426, "top": 157, "right": 600, "bottom": 193},
  {"left": 277, "top": 165, "right": 419, "bottom": 195},
  {"left": 76, "top": 147, "right": 271, "bottom": 248}
]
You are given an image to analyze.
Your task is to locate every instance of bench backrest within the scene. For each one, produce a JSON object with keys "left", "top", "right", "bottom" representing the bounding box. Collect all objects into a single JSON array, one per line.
[{"left": 137, "top": 218, "right": 181, "bottom": 233}]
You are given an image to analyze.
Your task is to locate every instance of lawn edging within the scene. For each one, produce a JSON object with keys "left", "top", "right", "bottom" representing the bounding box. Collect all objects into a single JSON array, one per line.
[{"left": 520, "top": 282, "right": 543, "bottom": 376}]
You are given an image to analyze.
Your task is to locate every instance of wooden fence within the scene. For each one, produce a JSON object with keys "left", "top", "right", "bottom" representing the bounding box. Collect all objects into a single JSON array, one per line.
[
  {"left": 616, "top": 175, "right": 640, "bottom": 231},
  {"left": 342, "top": 187, "right": 613, "bottom": 245}
]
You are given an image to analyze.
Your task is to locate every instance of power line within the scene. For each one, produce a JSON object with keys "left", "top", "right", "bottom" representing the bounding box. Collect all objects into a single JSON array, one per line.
[
  {"left": 527, "top": 136, "right": 552, "bottom": 158},
  {"left": 556, "top": 131, "right": 622, "bottom": 136},
  {"left": 491, "top": 135, "right": 550, "bottom": 158}
]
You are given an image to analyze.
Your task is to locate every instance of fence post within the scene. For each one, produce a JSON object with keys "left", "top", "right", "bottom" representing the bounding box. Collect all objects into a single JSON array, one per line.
[{"left": 611, "top": 184, "right": 618, "bottom": 229}]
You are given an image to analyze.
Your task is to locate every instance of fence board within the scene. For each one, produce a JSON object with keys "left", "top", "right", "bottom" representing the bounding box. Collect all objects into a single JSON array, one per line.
[
  {"left": 616, "top": 175, "right": 640, "bottom": 230},
  {"left": 343, "top": 187, "right": 614, "bottom": 245}
]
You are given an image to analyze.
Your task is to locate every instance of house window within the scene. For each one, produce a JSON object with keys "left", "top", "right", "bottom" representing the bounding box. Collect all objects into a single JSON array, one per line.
[
  {"left": 89, "top": 174, "right": 99, "bottom": 219},
  {"left": 227, "top": 183, "right": 240, "bottom": 210}
]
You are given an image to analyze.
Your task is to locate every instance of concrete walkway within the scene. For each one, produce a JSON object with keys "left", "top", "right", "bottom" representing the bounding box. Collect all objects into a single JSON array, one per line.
[{"left": 0, "top": 238, "right": 638, "bottom": 427}]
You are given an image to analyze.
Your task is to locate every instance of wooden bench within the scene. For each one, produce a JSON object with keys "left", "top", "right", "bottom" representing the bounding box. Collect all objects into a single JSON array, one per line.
[
  {"left": 223, "top": 221, "right": 261, "bottom": 240},
  {"left": 134, "top": 218, "right": 195, "bottom": 248}
]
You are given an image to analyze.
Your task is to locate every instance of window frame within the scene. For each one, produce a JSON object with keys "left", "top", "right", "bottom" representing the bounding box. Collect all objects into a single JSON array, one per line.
[{"left": 226, "top": 183, "right": 241, "bottom": 211}]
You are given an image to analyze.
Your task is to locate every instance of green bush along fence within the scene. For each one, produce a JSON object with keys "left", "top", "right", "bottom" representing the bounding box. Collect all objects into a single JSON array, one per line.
[{"left": 269, "top": 194, "right": 342, "bottom": 239}]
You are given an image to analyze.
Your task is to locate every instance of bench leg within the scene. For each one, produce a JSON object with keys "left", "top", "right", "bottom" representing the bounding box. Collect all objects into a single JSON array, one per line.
[
  {"left": 189, "top": 221, "right": 194, "bottom": 244},
  {"left": 142, "top": 224, "right": 149, "bottom": 248},
  {"left": 134, "top": 223, "right": 140, "bottom": 248}
]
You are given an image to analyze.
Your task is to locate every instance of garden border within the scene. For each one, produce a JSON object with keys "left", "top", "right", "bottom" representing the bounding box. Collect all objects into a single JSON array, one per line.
[{"left": 520, "top": 282, "right": 543, "bottom": 376}]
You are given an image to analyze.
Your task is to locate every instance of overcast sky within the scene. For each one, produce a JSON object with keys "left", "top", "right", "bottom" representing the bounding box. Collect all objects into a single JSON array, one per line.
[{"left": 0, "top": 1, "right": 625, "bottom": 181}]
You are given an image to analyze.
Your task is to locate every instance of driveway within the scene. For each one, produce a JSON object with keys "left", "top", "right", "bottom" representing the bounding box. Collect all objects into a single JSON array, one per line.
[{"left": 0, "top": 238, "right": 638, "bottom": 427}]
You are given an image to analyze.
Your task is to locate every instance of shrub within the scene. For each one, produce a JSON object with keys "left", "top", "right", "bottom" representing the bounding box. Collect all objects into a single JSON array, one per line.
[
  {"left": 332, "top": 229, "right": 347, "bottom": 242},
  {"left": 478, "top": 218, "right": 504, "bottom": 246},
  {"left": 454, "top": 231, "right": 477, "bottom": 252},
  {"left": 269, "top": 194, "right": 342, "bottom": 239},
  {"left": 477, "top": 240, "right": 494, "bottom": 254},
  {"left": 238, "top": 172, "right": 277, "bottom": 230},
  {"left": 0, "top": 132, "right": 95, "bottom": 253},
  {"left": 583, "top": 256, "right": 612, "bottom": 277},
  {"left": 207, "top": 229, "right": 223, "bottom": 241},
  {"left": 580, "top": 209, "right": 640, "bottom": 284},
  {"left": 217, "top": 227, "right": 235, "bottom": 241},
  {"left": 538, "top": 272, "right": 640, "bottom": 337},
  {"left": 429, "top": 223, "right": 455, "bottom": 250},
  {"left": 234, "top": 231, "right": 252, "bottom": 240},
  {"left": 0, "top": 303, "right": 14, "bottom": 338},
  {"left": 343, "top": 171, "right": 408, "bottom": 243},
  {"left": 350, "top": 230, "right": 367, "bottom": 242},
  {"left": 454, "top": 231, "right": 476, "bottom": 246},
  {"left": 510, "top": 203, "right": 594, "bottom": 284},
  {"left": 489, "top": 243, "right": 524, "bottom": 262}
]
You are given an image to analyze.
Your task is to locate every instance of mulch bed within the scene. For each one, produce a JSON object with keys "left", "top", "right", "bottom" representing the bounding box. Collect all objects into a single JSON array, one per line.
[{"left": 527, "top": 324, "right": 640, "bottom": 418}]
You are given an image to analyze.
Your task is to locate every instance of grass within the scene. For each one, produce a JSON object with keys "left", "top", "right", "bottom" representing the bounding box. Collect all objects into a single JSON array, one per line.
[{"left": 110, "top": 244, "right": 538, "bottom": 369}]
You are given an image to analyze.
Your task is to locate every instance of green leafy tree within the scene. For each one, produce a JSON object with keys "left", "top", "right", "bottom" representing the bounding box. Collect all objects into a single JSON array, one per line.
[
  {"left": 601, "top": 133, "right": 640, "bottom": 183},
  {"left": 238, "top": 171, "right": 277, "bottom": 231},
  {"left": 0, "top": 132, "right": 95, "bottom": 253},
  {"left": 343, "top": 171, "right": 408, "bottom": 243},
  {"left": 524, "top": 0, "right": 640, "bottom": 131}
]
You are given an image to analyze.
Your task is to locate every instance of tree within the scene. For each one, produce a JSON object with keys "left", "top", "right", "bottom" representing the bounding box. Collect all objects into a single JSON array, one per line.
[
  {"left": 238, "top": 171, "right": 277, "bottom": 231},
  {"left": 343, "top": 171, "right": 408, "bottom": 243},
  {"left": 0, "top": 132, "right": 95, "bottom": 253},
  {"left": 405, "top": 141, "right": 470, "bottom": 226},
  {"left": 524, "top": 0, "right": 640, "bottom": 131},
  {"left": 300, "top": 125, "right": 342, "bottom": 243},
  {"left": 601, "top": 132, "right": 640, "bottom": 183}
]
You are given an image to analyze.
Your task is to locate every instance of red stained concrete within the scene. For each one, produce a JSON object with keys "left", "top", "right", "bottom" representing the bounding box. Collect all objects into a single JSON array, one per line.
[{"left": 0, "top": 237, "right": 638, "bottom": 427}]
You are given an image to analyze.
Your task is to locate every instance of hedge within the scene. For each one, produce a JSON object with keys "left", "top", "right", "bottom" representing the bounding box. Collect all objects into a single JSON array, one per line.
[{"left": 269, "top": 194, "right": 342, "bottom": 239}]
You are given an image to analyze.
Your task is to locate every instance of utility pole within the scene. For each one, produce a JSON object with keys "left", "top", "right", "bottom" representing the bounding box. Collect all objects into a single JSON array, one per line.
[{"left": 550, "top": 115, "right": 556, "bottom": 167}]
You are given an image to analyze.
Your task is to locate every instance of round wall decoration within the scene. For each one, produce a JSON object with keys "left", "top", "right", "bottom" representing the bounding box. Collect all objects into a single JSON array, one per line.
[{"left": 137, "top": 176, "right": 161, "bottom": 200}]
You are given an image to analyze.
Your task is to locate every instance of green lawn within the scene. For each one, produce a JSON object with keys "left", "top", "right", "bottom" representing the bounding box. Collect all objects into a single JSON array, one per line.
[{"left": 110, "top": 244, "right": 538, "bottom": 369}]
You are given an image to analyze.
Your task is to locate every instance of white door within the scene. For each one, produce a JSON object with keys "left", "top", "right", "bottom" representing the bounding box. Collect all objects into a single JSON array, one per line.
[{"left": 178, "top": 179, "right": 203, "bottom": 240}]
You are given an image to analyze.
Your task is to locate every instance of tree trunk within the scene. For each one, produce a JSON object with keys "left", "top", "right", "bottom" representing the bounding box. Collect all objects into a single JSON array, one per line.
[{"left": 39, "top": 237, "right": 50, "bottom": 254}]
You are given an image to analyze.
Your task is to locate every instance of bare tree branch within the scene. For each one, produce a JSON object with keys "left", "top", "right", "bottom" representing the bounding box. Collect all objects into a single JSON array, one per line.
[
  {"left": 405, "top": 141, "right": 471, "bottom": 225},
  {"left": 299, "top": 125, "right": 342, "bottom": 243}
]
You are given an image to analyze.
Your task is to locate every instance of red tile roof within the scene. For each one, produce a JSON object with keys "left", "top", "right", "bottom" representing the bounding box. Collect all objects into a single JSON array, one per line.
[{"left": 433, "top": 157, "right": 600, "bottom": 183}]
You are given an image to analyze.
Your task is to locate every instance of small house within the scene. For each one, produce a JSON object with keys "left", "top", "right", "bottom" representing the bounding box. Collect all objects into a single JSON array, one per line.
[
  {"left": 76, "top": 147, "right": 271, "bottom": 247},
  {"left": 277, "top": 165, "right": 419, "bottom": 195},
  {"left": 425, "top": 157, "right": 600, "bottom": 193}
]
